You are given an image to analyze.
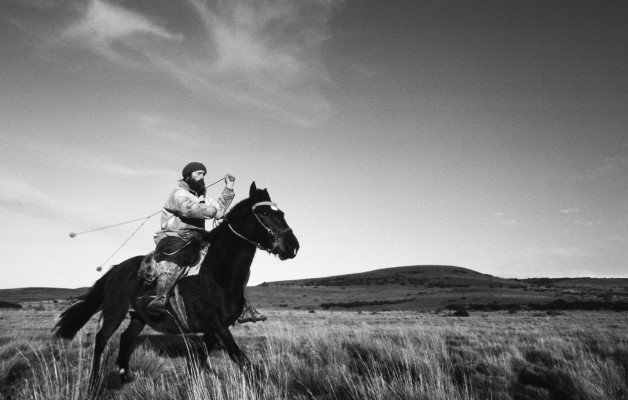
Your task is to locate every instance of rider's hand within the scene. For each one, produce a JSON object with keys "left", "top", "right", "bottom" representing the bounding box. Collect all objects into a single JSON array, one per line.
[
  {"left": 215, "top": 209, "right": 225, "bottom": 220},
  {"left": 225, "top": 174, "right": 235, "bottom": 189}
]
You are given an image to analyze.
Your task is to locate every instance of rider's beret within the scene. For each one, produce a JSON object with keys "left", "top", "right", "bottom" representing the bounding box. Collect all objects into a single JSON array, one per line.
[{"left": 182, "top": 162, "right": 207, "bottom": 178}]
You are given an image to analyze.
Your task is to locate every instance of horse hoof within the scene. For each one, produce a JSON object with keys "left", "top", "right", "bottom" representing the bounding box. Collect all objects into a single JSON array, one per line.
[
  {"left": 117, "top": 368, "right": 134, "bottom": 384},
  {"left": 104, "top": 370, "right": 124, "bottom": 390}
]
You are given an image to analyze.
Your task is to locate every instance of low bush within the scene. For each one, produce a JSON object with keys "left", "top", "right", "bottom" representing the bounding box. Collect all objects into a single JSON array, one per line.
[
  {"left": 0, "top": 301, "right": 21, "bottom": 309},
  {"left": 320, "top": 298, "right": 414, "bottom": 309}
]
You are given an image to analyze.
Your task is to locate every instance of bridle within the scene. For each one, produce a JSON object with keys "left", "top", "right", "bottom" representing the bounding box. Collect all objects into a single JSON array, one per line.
[{"left": 227, "top": 201, "right": 293, "bottom": 253}]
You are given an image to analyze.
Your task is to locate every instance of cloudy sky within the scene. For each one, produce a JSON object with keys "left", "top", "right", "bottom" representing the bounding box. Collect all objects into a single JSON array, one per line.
[{"left": 1, "top": 0, "right": 627, "bottom": 289}]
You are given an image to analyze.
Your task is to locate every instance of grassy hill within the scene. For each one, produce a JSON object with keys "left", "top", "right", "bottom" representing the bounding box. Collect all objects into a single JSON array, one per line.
[
  {"left": 0, "top": 287, "right": 87, "bottom": 303},
  {"left": 262, "top": 265, "right": 522, "bottom": 288},
  {"left": 248, "top": 265, "right": 628, "bottom": 311},
  {"left": 2, "top": 265, "right": 627, "bottom": 311}
]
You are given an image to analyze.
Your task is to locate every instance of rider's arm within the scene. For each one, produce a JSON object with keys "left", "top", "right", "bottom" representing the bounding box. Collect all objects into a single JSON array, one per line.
[
  {"left": 206, "top": 186, "right": 235, "bottom": 219},
  {"left": 169, "top": 190, "right": 220, "bottom": 219},
  {"left": 169, "top": 186, "right": 235, "bottom": 220}
]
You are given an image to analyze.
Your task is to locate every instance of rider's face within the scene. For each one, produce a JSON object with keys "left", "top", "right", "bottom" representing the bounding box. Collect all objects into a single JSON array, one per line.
[
  {"left": 187, "top": 170, "right": 206, "bottom": 194},
  {"left": 190, "top": 170, "right": 206, "bottom": 182}
]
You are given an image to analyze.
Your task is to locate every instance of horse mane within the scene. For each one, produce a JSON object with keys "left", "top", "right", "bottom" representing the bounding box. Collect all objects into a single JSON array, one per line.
[
  {"left": 224, "top": 197, "right": 253, "bottom": 221},
  {"left": 203, "top": 186, "right": 270, "bottom": 244},
  {"left": 202, "top": 197, "right": 252, "bottom": 244}
]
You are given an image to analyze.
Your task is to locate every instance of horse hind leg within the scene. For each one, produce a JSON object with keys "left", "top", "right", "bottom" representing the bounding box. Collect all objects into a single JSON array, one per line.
[
  {"left": 89, "top": 305, "right": 129, "bottom": 391},
  {"left": 116, "top": 311, "right": 146, "bottom": 383},
  {"left": 181, "top": 333, "right": 217, "bottom": 377}
]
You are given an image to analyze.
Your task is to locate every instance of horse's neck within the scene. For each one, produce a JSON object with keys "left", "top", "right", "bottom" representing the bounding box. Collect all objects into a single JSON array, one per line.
[{"left": 199, "top": 228, "right": 256, "bottom": 295}]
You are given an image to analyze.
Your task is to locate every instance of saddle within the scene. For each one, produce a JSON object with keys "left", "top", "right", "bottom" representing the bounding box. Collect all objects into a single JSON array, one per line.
[
  {"left": 154, "top": 235, "right": 206, "bottom": 265},
  {"left": 138, "top": 237, "right": 210, "bottom": 287}
]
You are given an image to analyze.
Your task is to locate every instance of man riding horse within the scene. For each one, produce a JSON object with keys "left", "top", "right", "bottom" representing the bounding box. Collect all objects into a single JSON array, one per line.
[{"left": 146, "top": 162, "right": 265, "bottom": 323}]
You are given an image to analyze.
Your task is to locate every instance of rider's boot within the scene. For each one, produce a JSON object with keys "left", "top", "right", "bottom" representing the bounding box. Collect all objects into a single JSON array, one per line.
[
  {"left": 147, "top": 268, "right": 177, "bottom": 317},
  {"left": 237, "top": 299, "right": 267, "bottom": 323}
]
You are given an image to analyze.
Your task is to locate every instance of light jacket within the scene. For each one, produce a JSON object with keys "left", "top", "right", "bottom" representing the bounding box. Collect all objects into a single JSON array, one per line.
[{"left": 154, "top": 181, "right": 235, "bottom": 244}]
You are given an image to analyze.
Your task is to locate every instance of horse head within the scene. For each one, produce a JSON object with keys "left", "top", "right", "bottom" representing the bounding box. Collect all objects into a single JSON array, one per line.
[{"left": 226, "top": 182, "right": 299, "bottom": 260}]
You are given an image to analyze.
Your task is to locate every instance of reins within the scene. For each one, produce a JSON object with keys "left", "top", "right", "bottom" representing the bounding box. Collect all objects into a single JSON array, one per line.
[{"left": 227, "top": 224, "right": 259, "bottom": 247}]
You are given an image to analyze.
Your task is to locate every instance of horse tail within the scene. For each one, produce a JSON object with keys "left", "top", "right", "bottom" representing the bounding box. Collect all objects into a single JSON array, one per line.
[{"left": 54, "top": 265, "right": 119, "bottom": 340}]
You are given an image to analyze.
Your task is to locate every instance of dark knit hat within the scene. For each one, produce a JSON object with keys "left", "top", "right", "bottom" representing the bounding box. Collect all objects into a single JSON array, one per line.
[{"left": 182, "top": 162, "right": 207, "bottom": 178}]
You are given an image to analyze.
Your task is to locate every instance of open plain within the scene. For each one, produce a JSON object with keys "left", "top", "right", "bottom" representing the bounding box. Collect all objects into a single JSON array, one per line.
[
  {"left": 2, "top": 266, "right": 627, "bottom": 399},
  {"left": 1, "top": 301, "right": 627, "bottom": 400}
]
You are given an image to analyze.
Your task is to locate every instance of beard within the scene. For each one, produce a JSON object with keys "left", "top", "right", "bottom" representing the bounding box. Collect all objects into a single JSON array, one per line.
[{"left": 186, "top": 177, "right": 206, "bottom": 196}]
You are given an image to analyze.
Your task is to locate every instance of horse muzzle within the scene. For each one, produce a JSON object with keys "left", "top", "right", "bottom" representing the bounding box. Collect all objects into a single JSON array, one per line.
[{"left": 275, "top": 230, "right": 299, "bottom": 260}]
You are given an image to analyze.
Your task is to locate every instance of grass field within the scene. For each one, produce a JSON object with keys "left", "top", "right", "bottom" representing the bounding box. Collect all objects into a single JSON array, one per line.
[{"left": 1, "top": 301, "right": 627, "bottom": 400}]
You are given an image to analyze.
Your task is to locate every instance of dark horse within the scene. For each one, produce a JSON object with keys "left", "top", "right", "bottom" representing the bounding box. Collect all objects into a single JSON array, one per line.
[{"left": 54, "top": 182, "right": 299, "bottom": 387}]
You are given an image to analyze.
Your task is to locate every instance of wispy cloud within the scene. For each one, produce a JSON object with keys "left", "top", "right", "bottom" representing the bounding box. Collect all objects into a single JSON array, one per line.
[
  {"left": 134, "top": 114, "right": 200, "bottom": 145},
  {"left": 0, "top": 178, "right": 102, "bottom": 225},
  {"left": 573, "top": 132, "right": 628, "bottom": 190},
  {"left": 608, "top": 235, "right": 628, "bottom": 244},
  {"left": 0, "top": 179, "right": 60, "bottom": 214},
  {"left": 491, "top": 211, "right": 523, "bottom": 227},
  {"left": 57, "top": 0, "right": 339, "bottom": 126},
  {"left": 25, "top": 139, "right": 173, "bottom": 180},
  {"left": 99, "top": 162, "right": 173, "bottom": 177},
  {"left": 573, "top": 220, "right": 595, "bottom": 227},
  {"left": 0, "top": 179, "right": 82, "bottom": 224},
  {"left": 499, "top": 219, "right": 523, "bottom": 227},
  {"left": 559, "top": 208, "right": 579, "bottom": 214},
  {"left": 528, "top": 246, "right": 589, "bottom": 258},
  {"left": 0, "top": 175, "right": 153, "bottom": 229},
  {"left": 61, "top": 0, "right": 183, "bottom": 65}
]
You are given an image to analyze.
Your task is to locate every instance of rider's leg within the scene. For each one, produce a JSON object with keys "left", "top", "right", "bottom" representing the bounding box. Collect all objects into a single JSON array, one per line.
[
  {"left": 147, "top": 262, "right": 178, "bottom": 316},
  {"left": 237, "top": 269, "right": 267, "bottom": 323}
]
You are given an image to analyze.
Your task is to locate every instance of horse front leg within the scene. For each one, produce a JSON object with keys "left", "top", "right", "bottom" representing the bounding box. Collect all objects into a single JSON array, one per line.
[
  {"left": 212, "top": 324, "right": 251, "bottom": 370},
  {"left": 199, "top": 333, "right": 218, "bottom": 363},
  {"left": 183, "top": 333, "right": 218, "bottom": 376},
  {"left": 212, "top": 323, "right": 267, "bottom": 390}
]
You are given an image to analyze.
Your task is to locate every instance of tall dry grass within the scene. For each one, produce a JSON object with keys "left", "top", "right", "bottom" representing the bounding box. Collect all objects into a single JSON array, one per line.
[{"left": 1, "top": 302, "right": 627, "bottom": 399}]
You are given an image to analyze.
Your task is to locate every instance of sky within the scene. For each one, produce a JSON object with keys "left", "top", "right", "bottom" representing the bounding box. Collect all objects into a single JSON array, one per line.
[{"left": 1, "top": 0, "right": 627, "bottom": 289}]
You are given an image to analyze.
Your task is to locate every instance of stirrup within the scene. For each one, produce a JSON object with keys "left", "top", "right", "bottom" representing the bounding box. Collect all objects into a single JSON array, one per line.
[{"left": 237, "top": 305, "right": 267, "bottom": 324}]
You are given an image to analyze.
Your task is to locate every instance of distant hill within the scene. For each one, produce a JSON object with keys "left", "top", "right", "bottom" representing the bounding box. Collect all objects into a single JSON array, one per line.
[
  {"left": 2, "top": 265, "right": 626, "bottom": 312},
  {"left": 261, "top": 265, "right": 525, "bottom": 289},
  {"left": 0, "top": 287, "right": 88, "bottom": 303},
  {"left": 248, "top": 265, "right": 628, "bottom": 311}
]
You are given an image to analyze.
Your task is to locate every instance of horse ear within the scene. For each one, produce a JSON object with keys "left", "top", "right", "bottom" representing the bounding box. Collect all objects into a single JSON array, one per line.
[{"left": 249, "top": 182, "right": 257, "bottom": 199}]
